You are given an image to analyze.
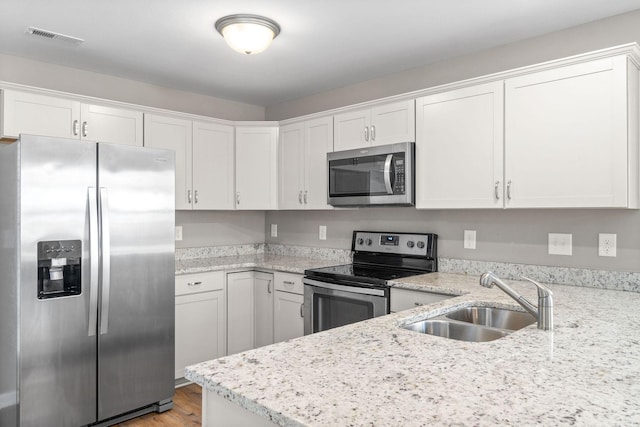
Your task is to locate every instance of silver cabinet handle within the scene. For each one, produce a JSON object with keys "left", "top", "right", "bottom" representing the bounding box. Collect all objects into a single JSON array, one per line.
[
  {"left": 371, "top": 125, "right": 376, "bottom": 142},
  {"left": 82, "top": 121, "right": 88, "bottom": 138},
  {"left": 507, "top": 180, "right": 512, "bottom": 200},
  {"left": 414, "top": 302, "right": 425, "bottom": 307},
  {"left": 300, "top": 303, "right": 304, "bottom": 318},
  {"left": 304, "top": 190, "right": 308, "bottom": 204},
  {"left": 494, "top": 181, "right": 500, "bottom": 200},
  {"left": 194, "top": 190, "right": 199, "bottom": 204},
  {"left": 236, "top": 192, "right": 240, "bottom": 205},
  {"left": 87, "top": 187, "right": 99, "bottom": 337},
  {"left": 99, "top": 188, "right": 111, "bottom": 335},
  {"left": 267, "top": 280, "right": 272, "bottom": 294},
  {"left": 283, "top": 280, "right": 295, "bottom": 285},
  {"left": 298, "top": 190, "right": 303, "bottom": 204},
  {"left": 364, "top": 126, "right": 369, "bottom": 142},
  {"left": 73, "top": 120, "right": 80, "bottom": 136},
  {"left": 187, "top": 281, "right": 203, "bottom": 286},
  {"left": 187, "top": 189, "right": 192, "bottom": 204}
]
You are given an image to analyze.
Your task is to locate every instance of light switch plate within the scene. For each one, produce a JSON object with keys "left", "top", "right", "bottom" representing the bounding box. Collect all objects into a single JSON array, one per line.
[
  {"left": 319, "top": 225, "right": 327, "bottom": 240},
  {"left": 598, "top": 233, "right": 616, "bottom": 257},
  {"left": 463, "top": 230, "right": 476, "bottom": 249},
  {"left": 548, "top": 233, "right": 572, "bottom": 256},
  {"left": 175, "top": 226, "right": 183, "bottom": 241},
  {"left": 271, "top": 224, "right": 278, "bottom": 238}
]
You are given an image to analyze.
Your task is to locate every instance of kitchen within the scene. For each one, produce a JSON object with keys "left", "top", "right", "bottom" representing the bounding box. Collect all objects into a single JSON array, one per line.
[{"left": 2, "top": 1, "right": 640, "bottom": 426}]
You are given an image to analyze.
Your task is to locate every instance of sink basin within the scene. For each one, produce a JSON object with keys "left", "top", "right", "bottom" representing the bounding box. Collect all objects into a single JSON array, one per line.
[
  {"left": 402, "top": 319, "right": 509, "bottom": 342},
  {"left": 445, "top": 306, "right": 536, "bottom": 331}
]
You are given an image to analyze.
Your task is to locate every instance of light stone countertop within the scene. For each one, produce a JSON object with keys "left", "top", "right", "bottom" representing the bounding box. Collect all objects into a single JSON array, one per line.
[
  {"left": 175, "top": 254, "right": 346, "bottom": 276},
  {"left": 186, "top": 271, "right": 640, "bottom": 426}
]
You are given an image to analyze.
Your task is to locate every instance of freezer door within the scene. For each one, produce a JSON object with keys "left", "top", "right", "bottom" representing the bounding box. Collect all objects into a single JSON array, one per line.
[
  {"left": 18, "top": 135, "right": 98, "bottom": 427},
  {"left": 96, "top": 143, "right": 175, "bottom": 421}
]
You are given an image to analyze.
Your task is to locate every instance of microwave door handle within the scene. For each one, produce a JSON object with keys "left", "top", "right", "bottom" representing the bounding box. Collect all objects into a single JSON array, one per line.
[{"left": 383, "top": 154, "right": 394, "bottom": 194}]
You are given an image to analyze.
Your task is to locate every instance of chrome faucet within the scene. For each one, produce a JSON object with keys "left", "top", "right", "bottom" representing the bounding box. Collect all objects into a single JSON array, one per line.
[{"left": 479, "top": 271, "right": 553, "bottom": 331}]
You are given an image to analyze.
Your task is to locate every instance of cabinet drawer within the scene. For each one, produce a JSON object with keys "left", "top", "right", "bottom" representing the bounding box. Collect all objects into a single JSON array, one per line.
[
  {"left": 274, "top": 272, "right": 303, "bottom": 294},
  {"left": 176, "top": 271, "right": 224, "bottom": 296},
  {"left": 390, "top": 288, "right": 454, "bottom": 312}
]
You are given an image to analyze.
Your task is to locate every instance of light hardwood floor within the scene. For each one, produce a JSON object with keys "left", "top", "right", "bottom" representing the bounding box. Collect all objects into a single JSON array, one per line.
[{"left": 115, "top": 384, "right": 202, "bottom": 427}]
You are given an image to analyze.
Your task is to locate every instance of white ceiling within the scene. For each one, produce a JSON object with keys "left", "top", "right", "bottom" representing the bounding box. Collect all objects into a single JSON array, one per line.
[{"left": 2, "top": 1, "right": 640, "bottom": 107}]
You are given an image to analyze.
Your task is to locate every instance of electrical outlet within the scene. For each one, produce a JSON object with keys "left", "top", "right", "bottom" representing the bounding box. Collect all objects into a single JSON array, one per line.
[
  {"left": 463, "top": 230, "right": 476, "bottom": 249},
  {"left": 271, "top": 224, "right": 278, "bottom": 238},
  {"left": 548, "top": 233, "right": 572, "bottom": 256},
  {"left": 175, "top": 226, "right": 183, "bottom": 241},
  {"left": 598, "top": 233, "right": 616, "bottom": 257},
  {"left": 319, "top": 225, "right": 327, "bottom": 240}
]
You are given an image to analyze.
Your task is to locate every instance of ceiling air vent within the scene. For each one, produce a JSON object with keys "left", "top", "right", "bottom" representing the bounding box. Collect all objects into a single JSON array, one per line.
[{"left": 25, "top": 27, "right": 84, "bottom": 46}]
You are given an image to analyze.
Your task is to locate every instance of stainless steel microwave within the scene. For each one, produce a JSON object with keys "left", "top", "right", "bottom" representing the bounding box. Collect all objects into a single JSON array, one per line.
[{"left": 327, "top": 142, "right": 415, "bottom": 206}]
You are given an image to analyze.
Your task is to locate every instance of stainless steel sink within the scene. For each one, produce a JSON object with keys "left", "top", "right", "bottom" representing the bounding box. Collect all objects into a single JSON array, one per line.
[
  {"left": 400, "top": 305, "right": 536, "bottom": 342},
  {"left": 402, "top": 319, "right": 509, "bottom": 342},
  {"left": 445, "top": 306, "right": 536, "bottom": 331}
]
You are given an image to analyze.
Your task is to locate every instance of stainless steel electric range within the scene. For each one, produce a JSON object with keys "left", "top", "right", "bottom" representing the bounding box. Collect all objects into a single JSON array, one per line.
[{"left": 303, "top": 231, "right": 438, "bottom": 335}]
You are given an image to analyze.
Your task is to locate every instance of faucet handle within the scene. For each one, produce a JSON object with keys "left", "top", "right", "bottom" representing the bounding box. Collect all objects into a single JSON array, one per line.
[{"left": 520, "top": 276, "right": 553, "bottom": 300}]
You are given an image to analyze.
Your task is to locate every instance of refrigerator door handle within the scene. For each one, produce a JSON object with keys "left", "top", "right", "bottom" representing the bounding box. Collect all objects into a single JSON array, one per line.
[
  {"left": 88, "top": 187, "right": 99, "bottom": 337},
  {"left": 99, "top": 187, "right": 111, "bottom": 335}
]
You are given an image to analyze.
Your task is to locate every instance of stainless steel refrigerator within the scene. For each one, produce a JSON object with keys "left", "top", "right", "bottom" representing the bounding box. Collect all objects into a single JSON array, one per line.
[{"left": 0, "top": 134, "right": 176, "bottom": 426}]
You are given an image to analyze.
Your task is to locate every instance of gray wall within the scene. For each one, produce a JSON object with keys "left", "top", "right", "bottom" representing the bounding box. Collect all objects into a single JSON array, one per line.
[
  {"left": 175, "top": 211, "right": 265, "bottom": 249},
  {"left": 266, "top": 9, "right": 640, "bottom": 120},
  {"left": 264, "top": 10, "right": 640, "bottom": 273},
  {"left": 0, "top": 53, "right": 265, "bottom": 121}
]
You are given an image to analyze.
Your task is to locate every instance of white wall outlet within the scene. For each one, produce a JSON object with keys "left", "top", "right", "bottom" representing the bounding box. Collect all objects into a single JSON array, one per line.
[
  {"left": 598, "top": 233, "right": 617, "bottom": 257},
  {"left": 319, "top": 225, "right": 327, "bottom": 240},
  {"left": 463, "top": 230, "right": 476, "bottom": 249},
  {"left": 175, "top": 226, "right": 183, "bottom": 241},
  {"left": 271, "top": 224, "right": 278, "bottom": 238},
  {"left": 548, "top": 233, "right": 572, "bottom": 256}
]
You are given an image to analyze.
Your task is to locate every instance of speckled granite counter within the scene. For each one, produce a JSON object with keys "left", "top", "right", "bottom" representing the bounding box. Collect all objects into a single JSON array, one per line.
[{"left": 186, "top": 272, "right": 640, "bottom": 426}]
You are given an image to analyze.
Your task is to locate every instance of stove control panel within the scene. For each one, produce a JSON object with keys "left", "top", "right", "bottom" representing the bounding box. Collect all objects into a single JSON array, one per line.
[{"left": 352, "top": 231, "right": 436, "bottom": 257}]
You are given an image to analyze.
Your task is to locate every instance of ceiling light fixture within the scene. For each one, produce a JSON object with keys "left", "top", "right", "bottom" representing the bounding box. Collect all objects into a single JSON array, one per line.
[{"left": 215, "top": 14, "right": 280, "bottom": 55}]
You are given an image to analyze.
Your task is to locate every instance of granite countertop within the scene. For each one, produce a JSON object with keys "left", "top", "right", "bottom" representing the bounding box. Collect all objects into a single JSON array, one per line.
[
  {"left": 175, "top": 254, "right": 346, "bottom": 276},
  {"left": 186, "top": 271, "right": 640, "bottom": 426}
]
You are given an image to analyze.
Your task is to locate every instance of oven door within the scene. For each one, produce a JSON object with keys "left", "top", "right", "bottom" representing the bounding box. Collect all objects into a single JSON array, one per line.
[{"left": 303, "top": 278, "right": 389, "bottom": 335}]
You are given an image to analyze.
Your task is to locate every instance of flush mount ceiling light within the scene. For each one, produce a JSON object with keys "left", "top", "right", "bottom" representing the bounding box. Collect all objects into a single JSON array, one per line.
[{"left": 215, "top": 14, "right": 280, "bottom": 55}]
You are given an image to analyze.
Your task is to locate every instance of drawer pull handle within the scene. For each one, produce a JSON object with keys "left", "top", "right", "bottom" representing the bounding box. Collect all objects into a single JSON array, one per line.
[
  {"left": 300, "top": 303, "right": 304, "bottom": 318},
  {"left": 283, "top": 280, "right": 296, "bottom": 285},
  {"left": 414, "top": 302, "right": 425, "bottom": 306},
  {"left": 187, "top": 281, "right": 202, "bottom": 286}
]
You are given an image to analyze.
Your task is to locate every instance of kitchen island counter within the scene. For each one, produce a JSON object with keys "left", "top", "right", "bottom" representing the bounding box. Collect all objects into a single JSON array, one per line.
[{"left": 186, "top": 272, "right": 640, "bottom": 426}]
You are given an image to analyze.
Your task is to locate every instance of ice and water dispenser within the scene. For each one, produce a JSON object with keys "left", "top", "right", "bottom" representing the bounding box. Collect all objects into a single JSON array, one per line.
[{"left": 37, "top": 240, "right": 82, "bottom": 299}]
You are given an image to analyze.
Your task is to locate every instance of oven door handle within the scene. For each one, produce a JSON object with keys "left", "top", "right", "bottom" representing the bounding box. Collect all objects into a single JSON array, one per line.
[{"left": 303, "top": 278, "right": 386, "bottom": 297}]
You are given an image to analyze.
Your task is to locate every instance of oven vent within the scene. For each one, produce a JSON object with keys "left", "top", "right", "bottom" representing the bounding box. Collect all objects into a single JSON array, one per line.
[{"left": 25, "top": 27, "right": 84, "bottom": 46}]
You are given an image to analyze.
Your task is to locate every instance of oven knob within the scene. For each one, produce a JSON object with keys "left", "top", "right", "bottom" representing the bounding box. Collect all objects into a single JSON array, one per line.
[
  {"left": 357, "top": 238, "right": 364, "bottom": 245},
  {"left": 407, "top": 241, "right": 415, "bottom": 248},
  {"left": 365, "top": 238, "right": 372, "bottom": 246},
  {"left": 417, "top": 241, "right": 425, "bottom": 249}
]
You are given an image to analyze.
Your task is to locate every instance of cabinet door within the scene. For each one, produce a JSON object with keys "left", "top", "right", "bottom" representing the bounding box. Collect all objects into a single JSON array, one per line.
[
  {"left": 370, "top": 100, "right": 415, "bottom": 146},
  {"left": 193, "top": 121, "right": 235, "bottom": 209},
  {"left": 235, "top": 126, "right": 278, "bottom": 210},
  {"left": 80, "top": 104, "right": 143, "bottom": 146},
  {"left": 505, "top": 56, "right": 632, "bottom": 208},
  {"left": 144, "top": 114, "right": 193, "bottom": 210},
  {"left": 254, "top": 272, "right": 274, "bottom": 348},
  {"left": 304, "top": 116, "right": 334, "bottom": 209},
  {"left": 274, "top": 291, "right": 304, "bottom": 343},
  {"left": 1, "top": 90, "right": 80, "bottom": 139},
  {"left": 226, "top": 271, "right": 255, "bottom": 355},
  {"left": 333, "top": 109, "right": 370, "bottom": 151},
  {"left": 175, "top": 291, "right": 226, "bottom": 379},
  {"left": 278, "top": 123, "right": 305, "bottom": 209},
  {"left": 416, "top": 82, "right": 504, "bottom": 209}
]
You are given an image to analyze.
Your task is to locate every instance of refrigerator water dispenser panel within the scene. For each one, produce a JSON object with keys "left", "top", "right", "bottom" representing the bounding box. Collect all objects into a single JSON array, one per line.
[{"left": 37, "top": 240, "right": 82, "bottom": 299}]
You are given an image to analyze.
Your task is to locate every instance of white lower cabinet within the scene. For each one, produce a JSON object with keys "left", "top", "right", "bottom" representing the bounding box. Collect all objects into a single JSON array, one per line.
[
  {"left": 390, "top": 288, "right": 455, "bottom": 313},
  {"left": 175, "top": 271, "right": 226, "bottom": 379},
  {"left": 226, "top": 271, "right": 274, "bottom": 355},
  {"left": 273, "top": 272, "right": 305, "bottom": 342}
]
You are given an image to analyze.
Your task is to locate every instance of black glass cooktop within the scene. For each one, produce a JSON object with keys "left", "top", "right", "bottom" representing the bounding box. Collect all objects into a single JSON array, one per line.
[{"left": 304, "top": 263, "right": 427, "bottom": 287}]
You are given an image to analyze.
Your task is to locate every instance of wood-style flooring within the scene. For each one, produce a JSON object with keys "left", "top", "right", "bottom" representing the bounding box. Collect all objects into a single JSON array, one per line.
[{"left": 115, "top": 383, "right": 202, "bottom": 427}]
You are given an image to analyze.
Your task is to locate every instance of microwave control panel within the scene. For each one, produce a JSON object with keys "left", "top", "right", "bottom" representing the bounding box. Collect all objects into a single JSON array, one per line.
[{"left": 393, "top": 158, "right": 405, "bottom": 194}]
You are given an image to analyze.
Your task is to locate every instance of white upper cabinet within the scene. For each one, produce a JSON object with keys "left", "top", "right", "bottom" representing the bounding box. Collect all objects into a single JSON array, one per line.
[
  {"left": 1, "top": 89, "right": 143, "bottom": 146},
  {"left": 505, "top": 55, "right": 638, "bottom": 208},
  {"left": 279, "top": 116, "right": 333, "bottom": 210},
  {"left": 333, "top": 100, "right": 415, "bottom": 151},
  {"left": 416, "top": 82, "right": 504, "bottom": 209},
  {"left": 144, "top": 114, "right": 235, "bottom": 210},
  {"left": 235, "top": 125, "right": 278, "bottom": 210}
]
